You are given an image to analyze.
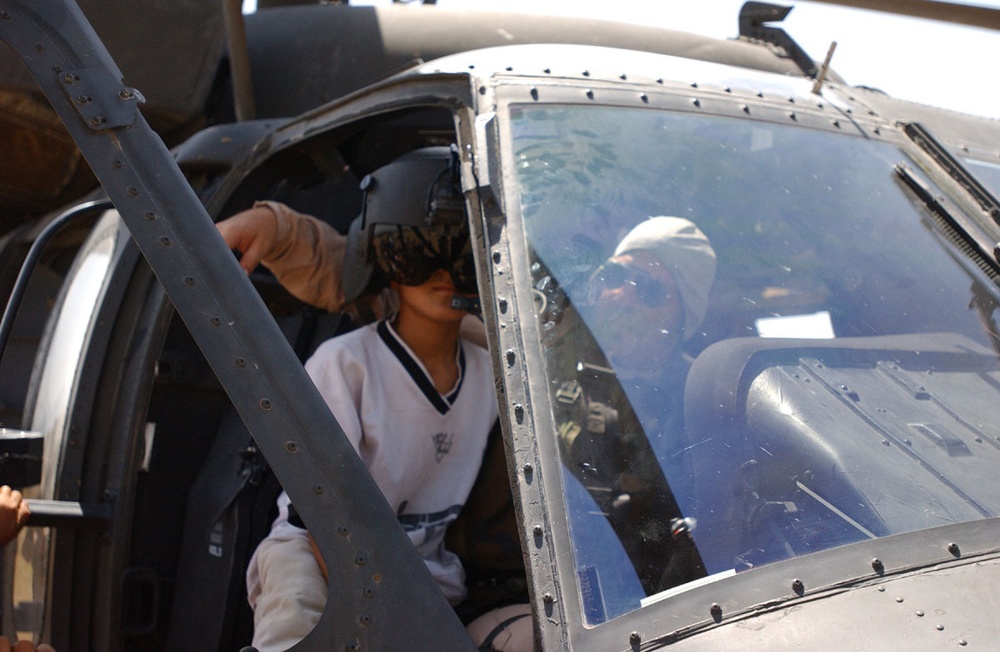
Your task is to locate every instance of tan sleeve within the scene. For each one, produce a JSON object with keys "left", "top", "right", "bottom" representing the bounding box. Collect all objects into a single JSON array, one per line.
[{"left": 254, "top": 201, "right": 347, "bottom": 312}]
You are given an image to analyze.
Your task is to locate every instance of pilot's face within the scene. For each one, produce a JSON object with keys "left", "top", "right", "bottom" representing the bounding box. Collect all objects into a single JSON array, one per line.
[{"left": 588, "top": 249, "right": 684, "bottom": 378}]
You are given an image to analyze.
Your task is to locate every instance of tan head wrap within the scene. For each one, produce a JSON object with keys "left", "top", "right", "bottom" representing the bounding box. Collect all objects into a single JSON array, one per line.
[{"left": 613, "top": 216, "right": 717, "bottom": 339}]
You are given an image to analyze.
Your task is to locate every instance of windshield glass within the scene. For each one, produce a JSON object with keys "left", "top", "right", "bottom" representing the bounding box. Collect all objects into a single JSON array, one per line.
[
  {"left": 961, "top": 157, "right": 1000, "bottom": 199},
  {"left": 507, "top": 105, "right": 1000, "bottom": 624}
]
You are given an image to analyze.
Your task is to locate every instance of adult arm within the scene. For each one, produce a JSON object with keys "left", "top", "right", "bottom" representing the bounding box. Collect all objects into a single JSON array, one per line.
[{"left": 216, "top": 201, "right": 347, "bottom": 312}]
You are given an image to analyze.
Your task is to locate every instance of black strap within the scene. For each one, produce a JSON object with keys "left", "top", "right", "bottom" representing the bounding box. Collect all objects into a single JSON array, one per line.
[{"left": 478, "top": 612, "right": 531, "bottom": 651}]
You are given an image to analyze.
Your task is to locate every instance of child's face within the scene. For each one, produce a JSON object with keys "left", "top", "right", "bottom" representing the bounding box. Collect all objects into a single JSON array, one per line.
[{"left": 393, "top": 269, "right": 471, "bottom": 324}]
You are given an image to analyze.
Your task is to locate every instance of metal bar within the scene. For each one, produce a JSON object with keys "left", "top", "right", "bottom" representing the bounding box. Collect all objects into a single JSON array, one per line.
[
  {"left": 0, "top": 200, "right": 111, "bottom": 366},
  {"left": 221, "top": 0, "right": 256, "bottom": 121},
  {"left": 903, "top": 122, "right": 1000, "bottom": 226},
  {"left": 25, "top": 499, "right": 111, "bottom": 529}
]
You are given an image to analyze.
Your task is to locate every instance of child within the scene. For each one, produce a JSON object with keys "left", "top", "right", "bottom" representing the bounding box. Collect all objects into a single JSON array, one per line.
[{"left": 245, "top": 147, "right": 499, "bottom": 652}]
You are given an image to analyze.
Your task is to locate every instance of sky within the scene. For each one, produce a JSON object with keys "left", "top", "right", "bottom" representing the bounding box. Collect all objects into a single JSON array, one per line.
[{"left": 244, "top": 0, "right": 999, "bottom": 120}]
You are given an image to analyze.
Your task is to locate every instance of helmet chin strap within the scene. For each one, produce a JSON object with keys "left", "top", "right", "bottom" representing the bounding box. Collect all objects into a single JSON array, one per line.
[{"left": 450, "top": 295, "right": 481, "bottom": 314}]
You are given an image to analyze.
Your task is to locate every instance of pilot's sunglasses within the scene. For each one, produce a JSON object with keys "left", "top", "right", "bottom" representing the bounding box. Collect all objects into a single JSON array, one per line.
[{"left": 589, "top": 261, "right": 671, "bottom": 307}]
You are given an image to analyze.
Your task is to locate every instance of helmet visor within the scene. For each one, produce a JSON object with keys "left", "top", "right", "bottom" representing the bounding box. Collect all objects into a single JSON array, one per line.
[{"left": 372, "top": 225, "right": 478, "bottom": 294}]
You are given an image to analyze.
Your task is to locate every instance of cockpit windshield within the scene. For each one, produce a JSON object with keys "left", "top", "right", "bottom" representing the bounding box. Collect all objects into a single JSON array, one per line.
[
  {"left": 506, "top": 104, "right": 1000, "bottom": 624},
  {"left": 961, "top": 157, "right": 1000, "bottom": 199}
]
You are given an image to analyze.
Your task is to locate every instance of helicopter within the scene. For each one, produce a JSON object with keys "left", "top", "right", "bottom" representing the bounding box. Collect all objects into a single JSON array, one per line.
[{"left": 3, "top": 0, "right": 1000, "bottom": 650}]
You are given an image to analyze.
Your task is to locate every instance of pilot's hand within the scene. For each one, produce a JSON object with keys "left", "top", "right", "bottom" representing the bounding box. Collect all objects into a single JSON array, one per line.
[
  {"left": 0, "top": 635, "right": 56, "bottom": 652},
  {"left": 216, "top": 205, "right": 279, "bottom": 275},
  {"left": 0, "top": 485, "right": 30, "bottom": 546}
]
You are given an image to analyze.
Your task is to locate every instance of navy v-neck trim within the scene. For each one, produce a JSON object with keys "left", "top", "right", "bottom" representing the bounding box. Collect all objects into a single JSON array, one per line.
[{"left": 377, "top": 320, "right": 465, "bottom": 415}]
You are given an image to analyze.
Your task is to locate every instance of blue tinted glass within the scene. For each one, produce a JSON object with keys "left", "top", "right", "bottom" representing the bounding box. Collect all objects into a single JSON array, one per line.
[{"left": 509, "top": 105, "right": 1000, "bottom": 623}]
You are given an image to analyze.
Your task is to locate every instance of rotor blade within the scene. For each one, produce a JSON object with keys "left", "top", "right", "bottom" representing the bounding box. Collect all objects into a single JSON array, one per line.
[{"left": 801, "top": 0, "right": 1000, "bottom": 31}]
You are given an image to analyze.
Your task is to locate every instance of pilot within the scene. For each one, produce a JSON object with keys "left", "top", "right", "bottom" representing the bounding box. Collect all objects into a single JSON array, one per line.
[
  {"left": 240, "top": 147, "right": 529, "bottom": 652},
  {"left": 552, "top": 216, "right": 717, "bottom": 595}
]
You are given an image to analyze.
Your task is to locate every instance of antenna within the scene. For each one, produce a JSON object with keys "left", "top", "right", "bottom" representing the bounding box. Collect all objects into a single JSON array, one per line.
[{"left": 811, "top": 41, "right": 838, "bottom": 94}]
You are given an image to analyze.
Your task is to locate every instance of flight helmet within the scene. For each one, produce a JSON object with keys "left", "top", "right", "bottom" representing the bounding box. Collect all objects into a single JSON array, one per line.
[{"left": 342, "top": 145, "right": 476, "bottom": 303}]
